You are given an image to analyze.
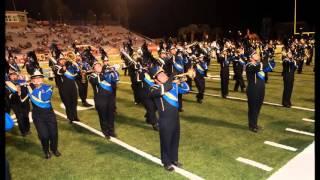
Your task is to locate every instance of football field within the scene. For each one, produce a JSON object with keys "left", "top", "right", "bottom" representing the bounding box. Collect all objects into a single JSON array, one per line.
[{"left": 6, "top": 55, "right": 314, "bottom": 179}]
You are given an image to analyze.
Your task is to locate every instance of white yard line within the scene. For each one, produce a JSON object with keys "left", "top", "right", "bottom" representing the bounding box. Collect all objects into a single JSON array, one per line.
[
  {"left": 285, "top": 128, "right": 314, "bottom": 137},
  {"left": 264, "top": 141, "right": 297, "bottom": 152},
  {"left": 53, "top": 110, "right": 204, "bottom": 180},
  {"left": 267, "top": 142, "right": 314, "bottom": 180},
  {"left": 291, "top": 106, "right": 315, "bottom": 112},
  {"left": 236, "top": 157, "right": 273, "bottom": 172},
  {"left": 302, "top": 118, "right": 315, "bottom": 123}
]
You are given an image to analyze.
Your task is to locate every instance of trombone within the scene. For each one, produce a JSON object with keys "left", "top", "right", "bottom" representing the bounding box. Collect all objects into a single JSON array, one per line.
[{"left": 120, "top": 49, "right": 137, "bottom": 66}]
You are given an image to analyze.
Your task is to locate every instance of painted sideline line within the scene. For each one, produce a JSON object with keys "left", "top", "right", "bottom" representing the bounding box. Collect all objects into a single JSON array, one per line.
[
  {"left": 267, "top": 142, "right": 314, "bottom": 180},
  {"left": 285, "top": 128, "right": 314, "bottom": 137},
  {"left": 53, "top": 110, "right": 204, "bottom": 180},
  {"left": 264, "top": 141, "right": 297, "bottom": 152},
  {"left": 118, "top": 81, "right": 314, "bottom": 112},
  {"left": 302, "top": 118, "right": 315, "bottom": 123},
  {"left": 236, "top": 157, "right": 273, "bottom": 172}
]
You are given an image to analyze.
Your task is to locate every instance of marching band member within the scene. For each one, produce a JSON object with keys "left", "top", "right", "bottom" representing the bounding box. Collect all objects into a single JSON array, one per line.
[
  {"left": 173, "top": 48, "right": 189, "bottom": 112},
  {"left": 5, "top": 71, "right": 31, "bottom": 136},
  {"left": 103, "top": 59, "right": 119, "bottom": 113},
  {"left": 193, "top": 54, "right": 208, "bottom": 103},
  {"left": 50, "top": 43, "right": 63, "bottom": 60},
  {"left": 148, "top": 65, "right": 190, "bottom": 171},
  {"left": 121, "top": 43, "right": 142, "bottom": 105},
  {"left": 233, "top": 48, "right": 246, "bottom": 92},
  {"left": 217, "top": 49, "right": 232, "bottom": 98},
  {"left": 139, "top": 67, "right": 159, "bottom": 131},
  {"left": 282, "top": 51, "right": 298, "bottom": 108},
  {"left": 99, "top": 46, "right": 108, "bottom": 61},
  {"left": 75, "top": 56, "right": 93, "bottom": 107},
  {"left": 88, "top": 62, "right": 119, "bottom": 139},
  {"left": 27, "top": 70, "right": 61, "bottom": 159},
  {"left": 7, "top": 56, "right": 20, "bottom": 73},
  {"left": 56, "top": 58, "right": 80, "bottom": 123},
  {"left": 261, "top": 43, "right": 275, "bottom": 83},
  {"left": 245, "top": 50, "right": 275, "bottom": 132},
  {"left": 24, "top": 50, "right": 43, "bottom": 75}
]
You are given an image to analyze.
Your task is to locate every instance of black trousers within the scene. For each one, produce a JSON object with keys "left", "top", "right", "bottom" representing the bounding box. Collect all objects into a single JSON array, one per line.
[
  {"left": 220, "top": 70, "right": 229, "bottom": 97},
  {"left": 264, "top": 72, "right": 269, "bottom": 83},
  {"left": 123, "top": 68, "right": 128, "bottom": 76},
  {"left": 159, "top": 110, "right": 180, "bottom": 166},
  {"left": 95, "top": 95, "right": 115, "bottom": 136},
  {"left": 61, "top": 79, "right": 78, "bottom": 121},
  {"left": 297, "top": 60, "right": 304, "bottom": 74},
  {"left": 11, "top": 105, "right": 30, "bottom": 135},
  {"left": 282, "top": 74, "right": 294, "bottom": 106},
  {"left": 142, "top": 97, "right": 158, "bottom": 125},
  {"left": 186, "top": 77, "right": 192, "bottom": 90},
  {"left": 131, "top": 83, "right": 141, "bottom": 104},
  {"left": 306, "top": 51, "right": 313, "bottom": 65},
  {"left": 178, "top": 94, "right": 183, "bottom": 110},
  {"left": 306, "top": 57, "right": 312, "bottom": 65},
  {"left": 76, "top": 79, "right": 88, "bottom": 103},
  {"left": 32, "top": 108, "right": 58, "bottom": 153},
  {"left": 55, "top": 78, "right": 65, "bottom": 105},
  {"left": 247, "top": 83, "right": 265, "bottom": 128},
  {"left": 194, "top": 76, "right": 205, "bottom": 100},
  {"left": 234, "top": 74, "right": 246, "bottom": 91}
]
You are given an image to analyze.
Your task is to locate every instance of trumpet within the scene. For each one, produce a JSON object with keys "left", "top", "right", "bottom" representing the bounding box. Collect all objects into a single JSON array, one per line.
[
  {"left": 185, "top": 42, "right": 198, "bottom": 49},
  {"left": 173, "top": 68, "right": 196, "bottom": 82},
  {"left": 103, "top": 64, "right": 121, "bottom": 73}
]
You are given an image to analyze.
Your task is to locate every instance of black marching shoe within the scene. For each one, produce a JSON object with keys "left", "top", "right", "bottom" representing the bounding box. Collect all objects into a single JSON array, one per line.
[
  {"left": 249, "top": 127, "right": 258, "bottom": 133},
  {"left": 44, "top": 152, "right": 51, "bottom": 159},
  {"left": 73, "top": 118, "right": 81, "bottom": 122},
  {"left": 164, "top": 164, "right": 174, "bottom": 172},
  {"left": 172, "top": 161, "right": 183, "bottom": 167},
  {"left": 52, "top": 150, "right": 61, "bottom": 157},
  {"left": 105, "top": 135, "right": 111, "bottom": 140},
  {"left": 82, "top": 101, "right": 93, "bottom": 107},
  {"left": 109, "top": 132, "right": 117, "bottom": 138},
  {"left": 22, "top": 131, "right": 31, "bottom": 137},
  {"left": 282, "top": 104, "right": 291, "bottom": 108},
  {"left": 152, "top": 123, "right": 159, "bottom": 131},
  {"left": 197, "top": 99, "right": 203, "bottom": 104}
]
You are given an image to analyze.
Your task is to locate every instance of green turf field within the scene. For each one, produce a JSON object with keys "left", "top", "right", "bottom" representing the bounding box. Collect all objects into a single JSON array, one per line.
[{"left": 6, "top": 54, "right": 314, "bottom": 179}]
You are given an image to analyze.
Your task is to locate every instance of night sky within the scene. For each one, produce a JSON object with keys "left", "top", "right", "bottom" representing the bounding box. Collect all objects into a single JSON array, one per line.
[{"left": 5, "top": 0, "right": 316, "bottom": 37}]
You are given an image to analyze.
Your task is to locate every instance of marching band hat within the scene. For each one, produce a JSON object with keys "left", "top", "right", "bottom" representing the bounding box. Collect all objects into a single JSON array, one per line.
[
  {"left": 160, "top": 49, "right": 167, "bottom": 54},
  {"left": 169, "top": 46, "right": 176, "bottom": 50},
  {"left": 31, "top": 69, "right": 44, "bottom": 79},
  {"left": 149, "top": 65, "right": 164, "bottom": 79},
  {"left": 92, "top": 61, "right": 101, "bottom": 67},
  {"left": 8, "top": 69, "right": 18, "bottom": 75}
]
